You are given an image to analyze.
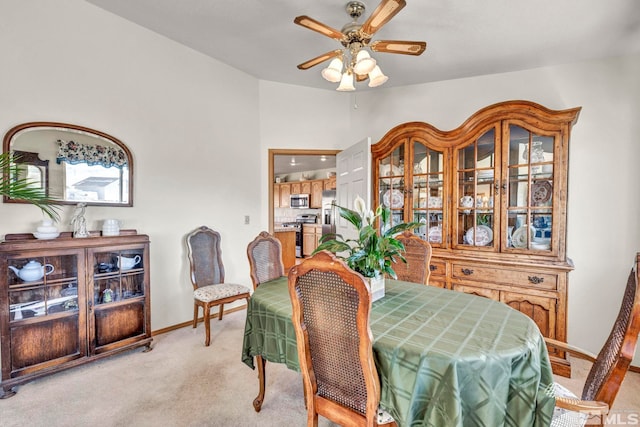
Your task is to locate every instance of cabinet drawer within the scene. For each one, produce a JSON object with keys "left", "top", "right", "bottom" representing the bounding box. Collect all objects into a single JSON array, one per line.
[
  {"left": 452, "top": 263, "right": 558, "bottom": 290},
  {"left": 428, "top": 280, "right": 446, "bottom": 289},
  {"left": 429, "top": 260, "right": 446, "bottom": 277},
  {"left": 453, "top": 283, "right": 500, "bottom": 300}
]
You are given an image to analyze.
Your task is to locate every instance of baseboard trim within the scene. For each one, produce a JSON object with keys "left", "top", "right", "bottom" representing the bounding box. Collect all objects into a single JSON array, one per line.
[
  {"left": 630, "top": 365, "right": 640, "bottom": 374},
  {"left": 151, "top": 304, "right": 247, "bottom": 337}
]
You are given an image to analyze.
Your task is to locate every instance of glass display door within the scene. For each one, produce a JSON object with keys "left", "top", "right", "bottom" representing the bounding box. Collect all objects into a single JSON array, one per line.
[
  {"left": 505, "top": 124, "right": 557, "bottom": 253},
  {"left": 454, "top": 127, "right": 498, "bottom": 250}
]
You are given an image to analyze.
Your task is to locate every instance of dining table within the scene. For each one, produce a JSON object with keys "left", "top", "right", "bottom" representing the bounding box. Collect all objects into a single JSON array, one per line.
[{"left": 241, "top": 276, "right": 555, "bottom": 427}]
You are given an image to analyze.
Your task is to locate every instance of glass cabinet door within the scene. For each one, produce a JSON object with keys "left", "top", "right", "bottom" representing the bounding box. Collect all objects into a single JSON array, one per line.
[
  {"left": 505, "top": 124, "right": 555, "bottom": 252},
  {"left": 378, "top": 143, "right": 406, "bottom": 233},
  {"left": 92, "top": 249, "right": 145, "bottom": 305},
  {"left": 7, "top": 254, "right": 79, "bottom": 321},
  {"left": 455, "top": 128, "right": 498, "bottom": 249},
  {"left": 411, "top": 140, "right": 445, "bottom": 245}
]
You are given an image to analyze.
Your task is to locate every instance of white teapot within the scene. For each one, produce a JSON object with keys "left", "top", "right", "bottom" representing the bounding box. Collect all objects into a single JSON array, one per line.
[
  {"left": 460, "top": 195, "right": 474, "bottom": 208},
  {"left": 117, "top": 255, "right": 141, "bottom": 270},
  {"left": 9, "top": 260, "right": 55, "bottom": 282}
]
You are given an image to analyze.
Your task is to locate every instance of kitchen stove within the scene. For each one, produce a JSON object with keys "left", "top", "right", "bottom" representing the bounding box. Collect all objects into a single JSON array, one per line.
[{"left": 281, "top": 214, "right": 317, "bottom": 258}]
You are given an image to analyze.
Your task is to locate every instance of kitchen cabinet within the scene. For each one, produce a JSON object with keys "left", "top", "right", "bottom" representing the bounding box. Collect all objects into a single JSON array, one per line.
[
  {"left": 324, "top": 177, "right": 336, "bottom": 190},
  {"left": 279, "top": 183, "right": 291, "bottom": 208},
  {"left": 291, "top": 182, "right": 301, "bottom": 195},
  {"left": 274, "top": 178, "right": 335, "bottom": 210},
  {"left": 310, "top": 180, "right": 324, "bottom": 208},
  {"left": 0, "top": 231, "right": 151, "bottom": 397},
  {"left": 273, "top": 184, "right": 280, "bottom": 208},
  {"left": 274, "top": 230, "right": 296, "bottom": 271},
  {"left": 371, "top": 100, "right": 580, "bottom": 376},
  {"left": 302, "top": 224, "right": 322, "bottom": 257}
]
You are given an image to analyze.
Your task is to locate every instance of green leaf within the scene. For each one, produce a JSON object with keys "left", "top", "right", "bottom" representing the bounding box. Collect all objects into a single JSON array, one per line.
[
  {"left": 313, "top": 201, "right": 425, "bottom": 279},
  {"left": 0, "top": 152, "right": 60, "bottom": 220}
]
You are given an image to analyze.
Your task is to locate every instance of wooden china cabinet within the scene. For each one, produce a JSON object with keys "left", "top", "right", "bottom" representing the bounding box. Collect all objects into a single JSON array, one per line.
[
  {"left": 0, "top": 231, "right": 152, "bottom": 397},
  {"left": 372, "top": 100, "right": 580, "bottom": 376}
]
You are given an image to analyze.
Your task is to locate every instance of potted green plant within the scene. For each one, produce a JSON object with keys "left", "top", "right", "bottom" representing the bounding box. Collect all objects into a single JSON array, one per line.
[
  {"left": 313, "top": 196, "right": 420, "bottom": 300},
  {"left": 0, "top": 152, "right": 59, "bottom": 220}
]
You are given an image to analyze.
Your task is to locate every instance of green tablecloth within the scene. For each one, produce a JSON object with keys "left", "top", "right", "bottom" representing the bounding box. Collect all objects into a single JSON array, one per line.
[{"left": 242, "top": 277, "right": 555, "bottom": 427}]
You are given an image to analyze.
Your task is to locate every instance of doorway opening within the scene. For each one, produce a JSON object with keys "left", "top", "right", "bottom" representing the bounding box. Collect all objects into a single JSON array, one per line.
[{"left": 269, "top": 148, "right": 340, "bottom": 232}]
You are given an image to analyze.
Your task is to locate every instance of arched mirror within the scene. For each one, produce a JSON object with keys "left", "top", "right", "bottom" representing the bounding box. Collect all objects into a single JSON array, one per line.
[{"left": 3, "top": 122, "right": 133, "bottom": 206}]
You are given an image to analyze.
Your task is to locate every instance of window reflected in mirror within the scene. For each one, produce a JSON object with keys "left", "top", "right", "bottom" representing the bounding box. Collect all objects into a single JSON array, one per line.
[{"left": 62, "top": 162, "right": 129, "bottom": 203}]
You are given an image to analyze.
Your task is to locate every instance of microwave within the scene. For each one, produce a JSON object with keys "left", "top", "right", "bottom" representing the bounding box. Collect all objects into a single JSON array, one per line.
[{"left": 290, "top": 194, "right": 310, "bottom": 209}]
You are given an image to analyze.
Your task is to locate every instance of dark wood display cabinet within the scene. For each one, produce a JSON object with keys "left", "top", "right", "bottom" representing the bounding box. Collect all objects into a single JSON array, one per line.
[
  {"left": 0, "top": 231, "right": 151, "bottom": 398},
  {"left": 371, "top": 100, "right": 580, "bottom": 377}
]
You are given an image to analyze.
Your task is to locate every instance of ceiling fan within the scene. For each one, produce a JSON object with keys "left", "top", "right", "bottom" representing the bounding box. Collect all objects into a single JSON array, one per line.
[{"left": 294, "top": 0, "right": 426, "bottom": 90}]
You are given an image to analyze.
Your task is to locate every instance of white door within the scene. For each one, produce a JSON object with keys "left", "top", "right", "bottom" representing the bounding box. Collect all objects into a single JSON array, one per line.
[{"left": 336, "top": 137, "right": 371, "bottom": 241}]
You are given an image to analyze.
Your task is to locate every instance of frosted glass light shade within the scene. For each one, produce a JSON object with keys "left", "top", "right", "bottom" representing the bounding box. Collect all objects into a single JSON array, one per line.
[
  {"left": 368, "top": 65, "right": 388, "bottom": 87},
  {"left": 353, "top": 50, "right": 376, "bottom": 75},
  {"left": 321, "top": 58, "right": 343, "bottom": 83},
  {"left": 336, "top": 72, "right": 355, "bottom": 91}
]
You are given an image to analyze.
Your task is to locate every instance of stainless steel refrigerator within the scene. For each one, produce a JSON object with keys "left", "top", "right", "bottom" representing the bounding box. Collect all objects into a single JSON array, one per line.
[{"left": 321, "top": 190, "right": 336, "bottom": 236}]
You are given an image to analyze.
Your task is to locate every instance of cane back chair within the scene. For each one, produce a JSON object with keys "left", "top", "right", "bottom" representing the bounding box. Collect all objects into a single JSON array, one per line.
[
  {"left": 546, "top": 252, "right": 640, "bottom": 427},
  {"left": 288, "top": 250, "right": 396, "bottom": 427},
  {"left": 247, "top": 231, "right": 285, "bottom": 290},
  {"left": 185, "top": 226, "right": 250, "bottom": 346},
  {"left": 394, "top": 230, "right": 433, "bottom": 285}
]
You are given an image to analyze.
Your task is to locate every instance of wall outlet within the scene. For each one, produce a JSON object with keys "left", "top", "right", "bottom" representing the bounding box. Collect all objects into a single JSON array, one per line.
[{"left": 244, "top": 215, "right": 250, "bottom": 225}]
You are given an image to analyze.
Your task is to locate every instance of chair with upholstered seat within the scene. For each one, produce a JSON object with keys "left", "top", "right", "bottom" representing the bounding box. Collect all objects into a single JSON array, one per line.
[
  {"left": 394, "top": 230, "right": 432, "bottom": 285},
  {"left": 546, "top": 252, "right": 640, "bottom": 427},
  {"left": 288, "top": 250, "right": 397, "bottom": 427},
  {"left": 247, "top": 231, "right": 285, "bottom": 290},
  {"left": 186, "top": 226, "right": 251, "bottom": 346}
]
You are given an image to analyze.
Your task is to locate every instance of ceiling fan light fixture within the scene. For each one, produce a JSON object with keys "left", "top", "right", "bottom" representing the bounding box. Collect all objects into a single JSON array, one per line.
[
  {"left": 321, "top": 57, "right": 344, "bottom": 82},
  {"left": 295, "top": 0, "right": 426, "bottom": 91},
  {"left": 368, "top": 65, "right": 388, "bottom": 87},
  {"left": 353, "top": 50, "right": 376, "bottom": 75},
  {"left": 336, "top": 71, "right": 355, "bottom": 91}
]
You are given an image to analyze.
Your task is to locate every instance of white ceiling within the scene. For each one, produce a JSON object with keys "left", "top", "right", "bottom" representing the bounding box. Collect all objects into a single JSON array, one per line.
[
  {"left": 274, "top": 154, "right": 337, "bottom": 177},
  {"left": 84, "top": 0, "right": 640, "bottom": 92}
]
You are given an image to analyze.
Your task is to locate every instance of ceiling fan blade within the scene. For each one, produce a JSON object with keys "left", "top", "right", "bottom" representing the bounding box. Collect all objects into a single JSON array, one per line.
[
  {"left": 297, "top": 50, "right": 343, "bottom": 70},
  {"left": 371, "top": 40, "right": 427, "bottom": 56},
  {"left": 360, "top": 0, "right": 406, "bottom": 36},
  {"left": 294, "top": 15, "right": 345, "bottom": 41}
]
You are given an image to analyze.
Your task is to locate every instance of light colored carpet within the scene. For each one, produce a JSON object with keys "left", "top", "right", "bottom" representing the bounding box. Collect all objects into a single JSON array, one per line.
[{"left": 1, "top": 309, "right": 638, "bottom": 426}]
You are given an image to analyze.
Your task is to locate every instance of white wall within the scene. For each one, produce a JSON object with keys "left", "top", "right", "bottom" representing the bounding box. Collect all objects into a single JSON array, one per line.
[
  {"left": 347, "top": 54, "right": 640, "bottom": 361},
  {"left": 258, "top": 80, "right": 351, "bottom": 221},
  {"left": 0, "top": 0, "right": 262, "bottom": 329}
]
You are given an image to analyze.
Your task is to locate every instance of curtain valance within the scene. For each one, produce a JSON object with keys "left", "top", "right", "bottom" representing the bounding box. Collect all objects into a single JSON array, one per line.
[{"left": 56, "top": 139, "right": 128, "bottom": 169}]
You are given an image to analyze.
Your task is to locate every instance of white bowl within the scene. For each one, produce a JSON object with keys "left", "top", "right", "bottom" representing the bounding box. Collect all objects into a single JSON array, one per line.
[
  {"left": 531, "top": 242, "right": 550, "bottom": 250},
  {"left": 34, "top": 232, "right": 60, "bottom": 240}
]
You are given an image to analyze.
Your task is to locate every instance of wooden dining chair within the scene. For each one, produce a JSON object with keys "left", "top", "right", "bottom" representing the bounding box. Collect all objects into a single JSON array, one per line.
[
  {"left": 185, "top": 226, "right": 251, "bottom": 346},
  {"left": 288, "top": 250, "right": 396, "bottom": 427},
  {"left": 394, "top": 230, "right": 432, "bottom": 285},
  {"left": 546, "top": 252, "right": 640, "bottom": 427},
  {"left": 247, "top": 231, "right": 285, "bottom": 290}
]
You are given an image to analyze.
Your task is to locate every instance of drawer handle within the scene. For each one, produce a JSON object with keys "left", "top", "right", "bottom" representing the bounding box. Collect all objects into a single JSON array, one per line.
[
  {"left": 528, "top": 276, "right": 544, "bottom": 284},
  {"left": 461, "top": 268, "right": 474, "bottom": 275},
  {"left": 429, "top": 265, "right": 437, "bottom": 271}
]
